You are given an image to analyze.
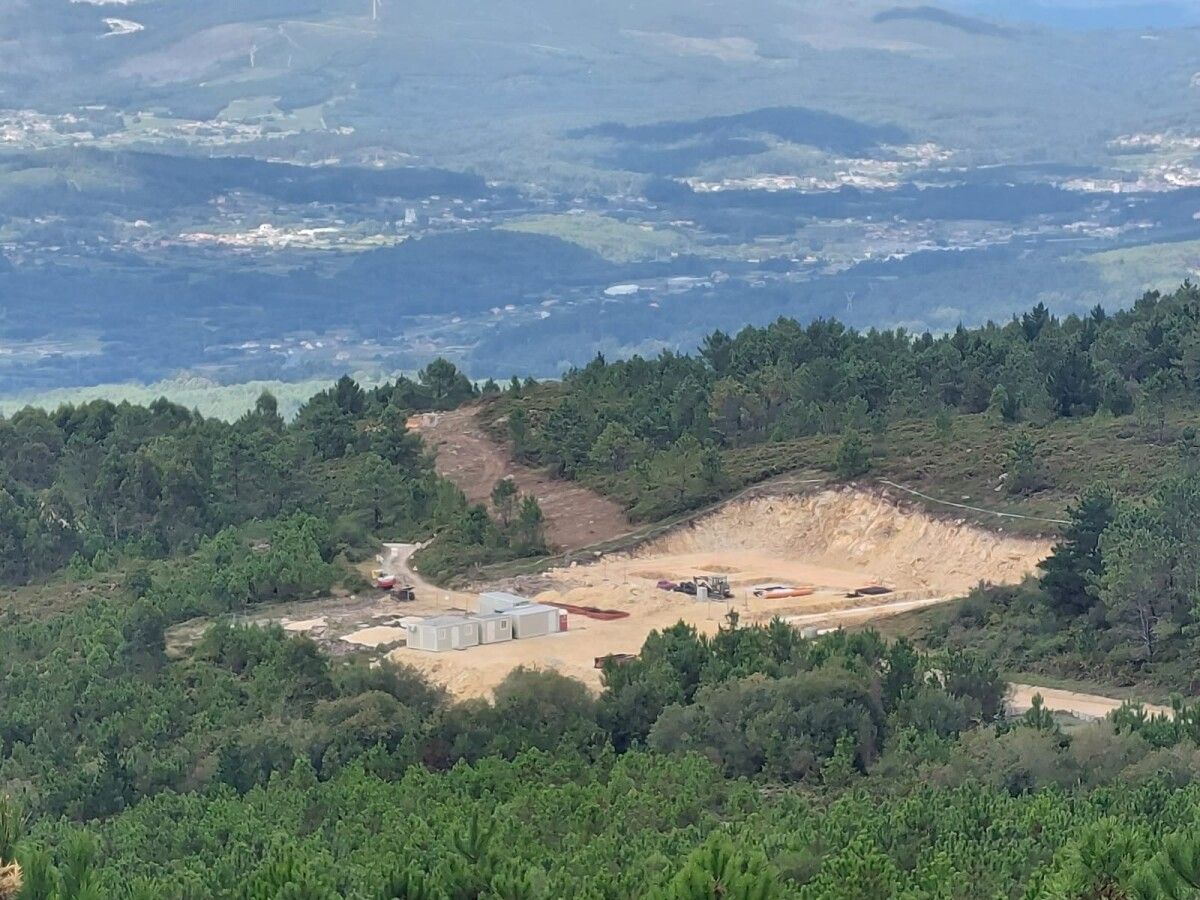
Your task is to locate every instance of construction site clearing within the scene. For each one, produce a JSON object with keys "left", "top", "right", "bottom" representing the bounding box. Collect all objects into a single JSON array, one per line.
[
  {"left": 165, "top": 488, "right": 1053, "bottom": 698},
  {"left": 384, "top": 488, "right": 1053, "bottom": 698}
]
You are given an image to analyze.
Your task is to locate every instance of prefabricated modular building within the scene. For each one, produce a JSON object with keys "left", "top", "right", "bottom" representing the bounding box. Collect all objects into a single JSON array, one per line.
[{"left": 405, "top": 615, "right": 481, "bottom": 652}]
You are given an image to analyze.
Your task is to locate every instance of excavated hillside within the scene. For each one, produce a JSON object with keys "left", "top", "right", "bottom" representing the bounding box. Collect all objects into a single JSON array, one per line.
[
  {"left": 409, "top": 407, "right": 630, "bottom": 551},
  {"left": 388, "top": 486, "right": 1054, "bottom": 698},
  {"left": 638, "top": 488, "right": 1053, "bottom": 594}
]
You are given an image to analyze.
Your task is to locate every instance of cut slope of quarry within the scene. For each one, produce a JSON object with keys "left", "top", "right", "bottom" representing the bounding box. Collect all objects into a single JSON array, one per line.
[{"left": 642, "top": 489, "right": 1053, "bottom": 595}]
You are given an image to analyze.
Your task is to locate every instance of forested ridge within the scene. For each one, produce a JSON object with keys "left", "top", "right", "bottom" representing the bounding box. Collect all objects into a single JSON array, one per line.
[
  {"left": 487, "top": 283, "right": 1200, "bottom": 520},
  {"left": 12, "top": 288, "right": 1200, "bottom": 897}
]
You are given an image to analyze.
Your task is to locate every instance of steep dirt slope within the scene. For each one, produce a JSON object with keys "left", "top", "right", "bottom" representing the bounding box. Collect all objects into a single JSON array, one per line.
[
  {"left": 642, "top": 488, "right": 1052, "bottom": 594},
  {"left": 409, "top": 406, "right": 630, "bottom": 551}
]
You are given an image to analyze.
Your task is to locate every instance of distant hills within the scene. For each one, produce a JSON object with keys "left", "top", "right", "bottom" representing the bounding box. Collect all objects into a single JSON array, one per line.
[
  {"left": 873, "top": 6, "right": 1018, "bottom": 37},
  {"left": 3, "top": 0, "right": 1200, "bottom": 394}
]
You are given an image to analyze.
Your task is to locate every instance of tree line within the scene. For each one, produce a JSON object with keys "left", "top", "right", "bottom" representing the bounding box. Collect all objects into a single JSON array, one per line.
[
  {"left": 919, "top": 466, "right": 1200, "bottom": 692},
  {"left": 6, "top": 607, "right": 1200, "bottom": 897}
]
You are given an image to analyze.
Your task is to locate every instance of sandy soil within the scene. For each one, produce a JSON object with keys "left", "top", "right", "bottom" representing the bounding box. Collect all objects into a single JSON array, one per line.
[
  {"left": 408, "top": 407, "right": 630, "bottom": 551},
  {"left": 643, "top": 490, "right": 1053, "bottom": 595},
  {"left": 389, "top": 488, "right": 1054, "bottom": 697},
  {"left": 342, "top": 625, "right": 409, "bottom": 648},
  {"left": 1008, "top": 685, "right": 1174, "bottom": 721},
  {"left": 165, "top": 589, "right": 433, "bottom": 658}
]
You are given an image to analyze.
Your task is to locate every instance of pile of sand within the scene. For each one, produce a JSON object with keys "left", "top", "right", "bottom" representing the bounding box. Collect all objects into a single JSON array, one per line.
[
  {"left": 342, "top": 625, "right": 408, "bottom": 648},
  {"left": 282, "top": 617, "right": 327, "bottom": 633}
]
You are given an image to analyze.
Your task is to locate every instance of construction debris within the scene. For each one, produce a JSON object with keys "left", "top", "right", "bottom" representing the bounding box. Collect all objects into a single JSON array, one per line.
[{"left": 848, "top": 585, "right": 893, "bottom": 598}]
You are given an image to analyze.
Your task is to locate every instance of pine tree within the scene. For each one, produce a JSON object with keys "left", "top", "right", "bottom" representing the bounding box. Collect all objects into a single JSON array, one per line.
[
  {"left": 835, "top": 430, "right": 870, "bottom": 480},
  {"left": 1134, "top": 831, "right": 1200, "bottom": 899},
  {"left": 1038, "top": 485, "right": 1115, "bottom": 616},
  {"left": 508, "top": 407, "right": 531, "bottom": 461},
  {"left": 650, "top": 835, "right": 781, "bottom": 900},
  {"left": 1005, "top": 429, "right": 1047, "bottom": 495},
  {"left": 512, "top": 496, "right": 546, "bottom": 553},
  {"left": 989, "top": 383, "right": 1020, "bottom": 422},
  {"left": 376, "top": 868, "right": 440, "bottom": 900},
  {"left": 491, "top": 478, "right": 518, "bottom": 527},
  {"left": 1022, "top": 693, "right": 1056, "bottom": 732}
]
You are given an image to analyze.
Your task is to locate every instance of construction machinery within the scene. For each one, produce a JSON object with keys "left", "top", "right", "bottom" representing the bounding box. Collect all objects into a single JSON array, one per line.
[
  {"left": 372, "top": 562, "right": 415, "bottom": 600},
  {"left": 674, "top": 575, "right": 733, "bottom": 600}
]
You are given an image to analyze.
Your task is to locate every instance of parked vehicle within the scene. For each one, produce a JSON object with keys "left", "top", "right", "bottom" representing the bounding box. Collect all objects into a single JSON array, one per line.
[{"left": 675, "top": 575, "right": 733, "bottom": 599}]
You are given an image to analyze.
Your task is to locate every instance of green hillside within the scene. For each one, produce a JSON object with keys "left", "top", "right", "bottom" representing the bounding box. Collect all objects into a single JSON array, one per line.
[{"left": 11, "top": 287, "right": 1200, "bottom": 897}]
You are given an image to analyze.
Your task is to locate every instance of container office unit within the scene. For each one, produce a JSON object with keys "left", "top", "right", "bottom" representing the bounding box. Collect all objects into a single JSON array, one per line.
[
  {"left": 509, "top": 603, "right": 565, "bottom": 639},
  {"left": 477, "top": 591, "right": 531, "bottom": 616},
  {"left": 405, "top": 615, "right": 480, "bottom": 652},
  {"left": 474, "top": 613, "right": 514, "bottom": 644}
]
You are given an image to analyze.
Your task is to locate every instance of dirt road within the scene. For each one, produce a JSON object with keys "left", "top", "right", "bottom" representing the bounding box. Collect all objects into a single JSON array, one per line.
[
  {"left": 783, "top": 595, "right": 954, "bottom": 626},
  {"left": 1007, "top": 684, "right": 1174, "bottom": 721},
  {"left": 381, "top": 542, "right": 475, "bottom": 609},
  {"left": 408, "top": 406, "right": 630, "bottom": 551}
]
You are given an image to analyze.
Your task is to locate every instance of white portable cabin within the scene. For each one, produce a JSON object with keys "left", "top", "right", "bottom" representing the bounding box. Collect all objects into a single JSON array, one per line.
[
  {"left": 477, "top": 591, "right": 532, "bottom": 616},
  {"left": 473, "top": 613, "right": 514, "bottom": 645},
  {"left": 405, "top": 615, "right": 480, "bottom": 652},
  {"left": 509, "top": 603, "right": 565, "bottom": 639}
]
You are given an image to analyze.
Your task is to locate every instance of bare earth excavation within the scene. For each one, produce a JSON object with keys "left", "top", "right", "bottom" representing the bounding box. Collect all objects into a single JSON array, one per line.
[
  {"left": 386, "top": 487, "right": 1054, "bottom": 697},
  {"left": 177, "top": 412, "right": 1111, "bottom": 716},
  {"left": 407, "top": 407, "right": 630, "bottom": 550}
]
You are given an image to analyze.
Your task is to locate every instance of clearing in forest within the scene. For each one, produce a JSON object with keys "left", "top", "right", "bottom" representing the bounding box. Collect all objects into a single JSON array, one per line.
[
  {"left": 389, "top": 487, "right": 1054, "bottom": 698},
  {"left": 408, "top": 406, "right": 630, "bottom": 551}
]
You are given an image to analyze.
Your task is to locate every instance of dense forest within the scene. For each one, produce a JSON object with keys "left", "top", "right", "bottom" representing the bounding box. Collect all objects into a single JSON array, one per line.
[
  {"left": 0, "top": 358, "right": 541, "bottom": 588},
  {"left": 918, "top": 471, "right": 1200, "bottom": 696},
  {"left": 13, "top": 287, "right": 1200, "bottom": 896},
  {"left": 11, "top": 592, "right": 1200, "bottom": 899}
]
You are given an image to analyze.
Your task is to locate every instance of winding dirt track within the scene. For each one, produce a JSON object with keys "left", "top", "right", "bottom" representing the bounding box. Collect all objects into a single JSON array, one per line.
[
  {"left": 409, "top": 406, "right": 630, "bottom": 552},
  {"left": 1007, "top": 685, "right": 1173, "bottom": 721}
]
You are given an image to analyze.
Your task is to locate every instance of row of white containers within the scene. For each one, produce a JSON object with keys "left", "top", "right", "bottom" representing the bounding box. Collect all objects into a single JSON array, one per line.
[{"left": 405, "top": 592, "right": 566, "bottom": 652}]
